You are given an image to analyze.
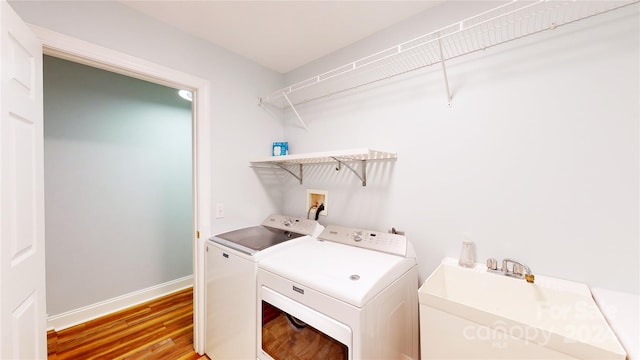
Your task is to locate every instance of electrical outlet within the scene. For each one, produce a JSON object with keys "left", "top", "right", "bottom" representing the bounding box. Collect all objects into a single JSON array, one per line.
[
  {"left": 306, "top": 189, "right": 328, "bottom": 217},
  {"left": 215, "top": 203, "right": 224, "bottom": 219}
]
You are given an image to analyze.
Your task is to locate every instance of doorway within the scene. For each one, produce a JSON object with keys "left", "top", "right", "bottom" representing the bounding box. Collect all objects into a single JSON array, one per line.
[
  {"left": 43, "top": 55, "right": 194, "bottom": 318},
  {"left": 35, "top": 27, "right": 211, "bottom": 353}
]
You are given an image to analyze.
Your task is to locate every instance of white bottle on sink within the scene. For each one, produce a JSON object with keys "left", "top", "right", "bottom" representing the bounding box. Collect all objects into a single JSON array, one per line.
[{"left": 458, "top": 235, "right": 475, "bottom": 268}]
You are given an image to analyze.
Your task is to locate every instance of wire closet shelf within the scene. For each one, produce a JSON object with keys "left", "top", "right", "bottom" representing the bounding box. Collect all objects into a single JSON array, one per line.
[
  {"left": 259, "top": 0, "right": 638, "bottom": 110},
  {"left": 250, "top": 149, "right": 397, "bottom": 186}
]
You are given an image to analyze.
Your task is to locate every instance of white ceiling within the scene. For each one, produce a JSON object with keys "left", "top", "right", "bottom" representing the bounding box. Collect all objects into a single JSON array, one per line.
[{"left": 119, "top": 1, "right": 441, "bottom": 74}]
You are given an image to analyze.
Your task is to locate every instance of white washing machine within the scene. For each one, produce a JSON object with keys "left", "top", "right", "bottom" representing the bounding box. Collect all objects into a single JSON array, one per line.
[
  {"left": 257, "top": 224, "right": 420, "bottom": 360},
  {"left": 205, "top": 214, "right": 323, "bottom": 360}
]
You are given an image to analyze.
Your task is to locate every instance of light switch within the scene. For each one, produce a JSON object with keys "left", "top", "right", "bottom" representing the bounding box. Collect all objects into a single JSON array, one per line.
[{"left": 215, "top": 203, "right": 224, "bottom": 219}]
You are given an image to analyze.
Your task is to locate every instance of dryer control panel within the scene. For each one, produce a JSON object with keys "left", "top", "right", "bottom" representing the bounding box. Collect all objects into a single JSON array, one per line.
[
  {"left": 261, "top": 214, "right": 323, "bottom": 237},
  {"left": 318, "top": 225, "right": 407, "bottom": 257}
]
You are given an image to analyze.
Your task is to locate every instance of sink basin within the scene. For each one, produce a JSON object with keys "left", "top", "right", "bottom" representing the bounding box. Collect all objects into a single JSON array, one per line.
[{"left": 419, "top": 258, "right": 627, "bottom": 359}]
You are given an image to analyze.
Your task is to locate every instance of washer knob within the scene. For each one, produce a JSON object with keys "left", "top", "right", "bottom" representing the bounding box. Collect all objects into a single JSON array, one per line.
[{"left": 353, "top": 231, "right": 363, "bottom": 242}]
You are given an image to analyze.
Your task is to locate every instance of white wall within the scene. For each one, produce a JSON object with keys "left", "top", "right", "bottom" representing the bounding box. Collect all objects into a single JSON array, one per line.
[
  {"left": 280, "top": 2, "right": 639, "bottom": 294},
  {"left": 9, "top": 1, "right": 286, "bottom": 312},
  {"left": 43, "top": 56, "right": 193, "bottom": 315},
  {"left": 11, "top": 0, "right": 638, "bottom": 296},
  {"left": 9, "top": 0, "right": 284, "bottom": 238}
]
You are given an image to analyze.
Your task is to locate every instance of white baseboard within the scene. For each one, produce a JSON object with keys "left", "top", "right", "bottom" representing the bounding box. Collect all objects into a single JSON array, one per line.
[{"left": 47, "top": 275, "right": 193, "bottom": 331}]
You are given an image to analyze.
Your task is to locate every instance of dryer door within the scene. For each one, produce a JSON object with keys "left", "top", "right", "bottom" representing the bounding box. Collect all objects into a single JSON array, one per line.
[{"left": 259, "top": 286, "right": 351, "bottom": 360}]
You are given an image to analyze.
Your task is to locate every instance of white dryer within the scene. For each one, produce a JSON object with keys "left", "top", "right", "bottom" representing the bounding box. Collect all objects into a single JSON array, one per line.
[
  {"left": 257, "top": 224, "right": 420, "bottom": 360},
  {"left": 205, "top": 214, "right": 323, "bottom": 360}
]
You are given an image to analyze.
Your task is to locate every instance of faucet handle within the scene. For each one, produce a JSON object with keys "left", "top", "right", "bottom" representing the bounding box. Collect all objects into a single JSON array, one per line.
[
  {"left": 486, "top": 258, "right": 497, "bottom": 270},
  {"left": 501, "top": 259, "right": 509, "bottom": 272},
  {"left": 513, "top": 263, "right": 524, "bottom": 276}
]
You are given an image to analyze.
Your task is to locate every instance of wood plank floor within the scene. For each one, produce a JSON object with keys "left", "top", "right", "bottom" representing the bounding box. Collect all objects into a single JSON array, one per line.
[
  {"left": 47, "top": 287, "right": 209, "bottom": 360},
  {"left": 262, "top": 312, "right": 347, "bottom": 360}
]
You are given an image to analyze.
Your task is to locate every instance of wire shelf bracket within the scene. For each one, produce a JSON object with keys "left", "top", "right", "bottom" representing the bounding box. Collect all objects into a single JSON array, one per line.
[
  {"left": 437, "top": 39, "right": 452, "bottom": 106},
  {"left": 251, "top": 162, "right": 303, "bottom": 184},
  {"left": 281, "top": 91, "right": 307, "bottom": 131},
  {"left": 275, "top": 162, "right": 303, "bottom": 184},
  {"left": 332, "top": 157, "right": 367, "bottom": 186}
]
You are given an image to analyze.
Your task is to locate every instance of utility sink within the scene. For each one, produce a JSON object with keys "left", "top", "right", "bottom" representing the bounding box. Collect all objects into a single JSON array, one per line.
[{"left": 419, "top": 258, "right": 627, "bottom": 359}]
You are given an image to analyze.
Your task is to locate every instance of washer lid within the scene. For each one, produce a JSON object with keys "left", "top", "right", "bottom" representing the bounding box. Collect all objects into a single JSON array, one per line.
[
  {"left": 212, "top": 226, "right": 304, "bottom": 256},
  {"left": 258, "top": 237, "right": 416, "bottom": 307},
  {"left": 209, "top": 214, "right": 323, "bottom": 256}
]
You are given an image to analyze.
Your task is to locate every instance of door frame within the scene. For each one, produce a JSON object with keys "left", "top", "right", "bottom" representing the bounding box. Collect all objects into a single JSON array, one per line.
[{"left": 30, "top": 25, "right": 211, "bottom": 354}]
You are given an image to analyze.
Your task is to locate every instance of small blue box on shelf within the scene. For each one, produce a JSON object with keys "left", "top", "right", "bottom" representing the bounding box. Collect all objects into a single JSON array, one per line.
[{"left": 272, "top": 142, "right": 288, "bottom": 156}]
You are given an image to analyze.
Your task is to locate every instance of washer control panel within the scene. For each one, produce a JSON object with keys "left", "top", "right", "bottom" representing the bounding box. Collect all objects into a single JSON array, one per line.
[
  {"left": 261, "top": 214, "right": 323, "bottom": 237},
  {"left": 318, "top": 225, "right": 407, "bottom": 257}
]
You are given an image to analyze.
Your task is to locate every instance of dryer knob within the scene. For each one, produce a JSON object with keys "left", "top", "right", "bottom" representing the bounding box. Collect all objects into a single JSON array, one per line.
[{"left": 353, "top": 232, "right": 363, "bottom": 242}]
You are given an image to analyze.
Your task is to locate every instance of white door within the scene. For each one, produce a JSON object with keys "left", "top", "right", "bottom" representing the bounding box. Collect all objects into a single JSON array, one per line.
[{"left": 0, "top": 1, "right": 46, "bottom": 359}]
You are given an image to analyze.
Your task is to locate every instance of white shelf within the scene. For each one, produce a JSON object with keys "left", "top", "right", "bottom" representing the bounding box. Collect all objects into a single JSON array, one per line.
[
  {"left": 251, "top": 148, "right": 396, "bottom": 164},
  {"left": 250, "top": 148, "right": 397, "bottom": 186},
  {"left": 259, "top": 0, "right": 637, "bottom": 112}
]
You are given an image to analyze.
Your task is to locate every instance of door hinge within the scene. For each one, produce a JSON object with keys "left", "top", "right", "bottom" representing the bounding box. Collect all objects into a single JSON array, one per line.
[{"left": 196, "top": 231, "right": 200, "bottom": 239}]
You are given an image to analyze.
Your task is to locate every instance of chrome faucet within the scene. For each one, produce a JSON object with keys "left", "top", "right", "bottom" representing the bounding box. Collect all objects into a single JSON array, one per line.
[{"left": 486, "top": 258, "right": 535, "bottom": 283}]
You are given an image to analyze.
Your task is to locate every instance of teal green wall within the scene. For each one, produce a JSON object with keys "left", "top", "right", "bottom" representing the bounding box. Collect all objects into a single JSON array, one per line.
[{"left": 44, "top": 56, "right": 193, "bottom": 315}]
